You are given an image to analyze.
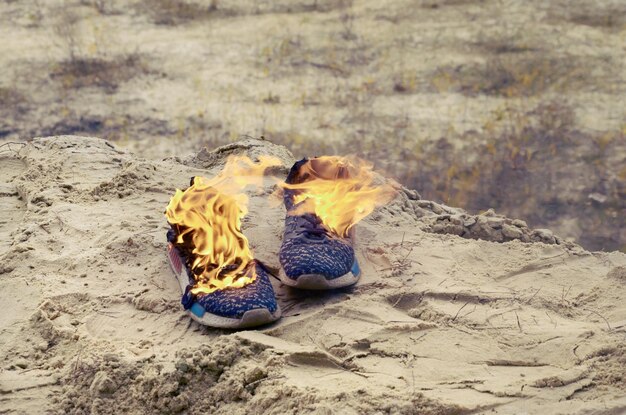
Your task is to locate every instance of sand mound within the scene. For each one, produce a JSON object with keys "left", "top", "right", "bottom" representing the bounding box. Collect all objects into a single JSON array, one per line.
[{"left": 1, "top": 136, "right": 625, "bottom": 414}]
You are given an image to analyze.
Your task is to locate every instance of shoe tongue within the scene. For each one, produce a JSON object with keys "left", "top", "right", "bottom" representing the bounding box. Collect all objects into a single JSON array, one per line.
[
  {"left": 284, "top": 157, "right": 351, "bottom": 211},
  {"left": 308, "top": 158, "right": 351, "bottom": 180},
  {"left": 286, "top": 158, "right": 351, "bottom": 185},
  {"left": 285, "top": 159, "right": 310, "bottom": 185}
]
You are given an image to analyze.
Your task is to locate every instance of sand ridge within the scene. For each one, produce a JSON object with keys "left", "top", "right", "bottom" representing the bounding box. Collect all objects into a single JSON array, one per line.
[{"left": 0, "top": 136, "right": 625, "bottom": 414}]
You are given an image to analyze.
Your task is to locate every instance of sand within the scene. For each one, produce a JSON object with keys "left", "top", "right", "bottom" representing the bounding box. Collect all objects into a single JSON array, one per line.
[{"left": 0, "top": 136, "right": 625, "bottom": 414}]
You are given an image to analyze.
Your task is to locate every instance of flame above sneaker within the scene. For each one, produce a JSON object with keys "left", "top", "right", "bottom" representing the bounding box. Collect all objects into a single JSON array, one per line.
[
  {"left": 280, "top": 156, "right": 396, "bottom": 237},
  {"left": 165, "top": 155, "right": 281, "bottom": 294},
  {"left": 278, "top": 156, "right": 397, "bottom": 289}
]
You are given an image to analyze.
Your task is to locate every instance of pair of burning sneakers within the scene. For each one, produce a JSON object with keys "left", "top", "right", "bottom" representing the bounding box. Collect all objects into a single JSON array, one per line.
[{"left": 166, "top": 158, "right": 361, "bottom": 329}]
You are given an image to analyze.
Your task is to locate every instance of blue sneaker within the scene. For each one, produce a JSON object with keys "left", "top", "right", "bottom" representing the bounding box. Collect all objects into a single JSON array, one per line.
[
  {"left": 278, "top": 159, "right": 361, "bottom": 290},
  {"left": 167, "top": 230, "right": 281, "bottom": 329}
]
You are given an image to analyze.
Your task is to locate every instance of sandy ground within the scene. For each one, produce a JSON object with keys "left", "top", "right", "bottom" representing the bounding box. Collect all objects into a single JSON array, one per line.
[{"left": 0, "top": 136, "right": 625, "bottom": 414}]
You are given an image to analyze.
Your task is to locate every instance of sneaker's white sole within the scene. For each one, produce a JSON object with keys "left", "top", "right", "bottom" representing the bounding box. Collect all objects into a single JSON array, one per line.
[
  {"left": 167, "top": 244, "right": 281, "bottom": 329},
  {"left": 278, "top": 262, "right": 360, "bottom": 290}
]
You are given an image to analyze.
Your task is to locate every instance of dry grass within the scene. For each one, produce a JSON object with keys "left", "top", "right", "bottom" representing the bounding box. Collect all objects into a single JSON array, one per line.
[
  {"left": 36, "top": 113, "right": 177, "bottom": 144},
  {"left": 139, "top": 0, "right": 218, "bottom": 25},
  {"left": 568, "top": 11, "right": 626, "bottom": 29},
  {"left": 260, "top": 35, "right": 375, "bottom": 79},
  {"left": 0, "top": 86, "right": 25, "bottom": 108},
  {"left": 0, "top": 87, "right": 28, "bottom": 138},
  {"left": 138, "top": 0, "right": 353, "bottom": 25},
  {"left": 404, "top": 102, "right": 625, "bottom": 251},
  {"left": 430, "top": 54, "right": 605, "bottom": 97},
  {"left": 560, "top": 4, "right": 626, "bottom": 31},
  {"left": 473, "top": 31, "right": 539, "bottom": 55},
  {"left": 421, "top": 0, "right": 487, "bottom": 9},
  {"left": 50, "top": 5, "right": 151, "bottom": 93},
  {"left": 49, "top": 54, "right": 150, "bottom": 93},
  {"left": 79, "top": 0, "right": 121, "bottom": 15}
]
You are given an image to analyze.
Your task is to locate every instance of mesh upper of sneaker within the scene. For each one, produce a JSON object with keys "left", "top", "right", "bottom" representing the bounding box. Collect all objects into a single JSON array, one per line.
[
  {"left": 279, "top": 158, "right": 356, "bottom": 280},
  {"left": 181, "top": 263, "right": 278, "bottom": 319}
]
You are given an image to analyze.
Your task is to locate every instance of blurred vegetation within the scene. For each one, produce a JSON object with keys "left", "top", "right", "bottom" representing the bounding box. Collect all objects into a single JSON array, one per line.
[
  {"left": 50, "top": 54, "right": 149, "bottom": 93},
  {"left": 0, "top": 87, "right": 28, "bottom": 138},
  {"left": 431, "top": 54, "right": 615, "bottom": 97},
  {"left": 1, "top": 0, "right": 624, "bottom": 252},
  {"left": 421, "top": 0, "right": 487, "bottom": 8},
  {"left": 409, "top": 103, "right": 624, "bottom": 249},
  {"left": 50, "top": 6, "right": 151, "bottom": 93},
  {"left": 135, "top": 0, "right": 354, "bottom": 24},
  {"left": 0, "top": 86, "right": 25, "bottom": 109},
  {"left": 263, "top": 102, "right": 626, "bottom": 252},
  {"left": 555, "top": 2, "right": 626, "bottom": 31},
  {"left": 138, "top": 0, "right": 218, "bottom": 25}
]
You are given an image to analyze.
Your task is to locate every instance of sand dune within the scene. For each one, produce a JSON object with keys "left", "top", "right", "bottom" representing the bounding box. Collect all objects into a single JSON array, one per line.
[{"left": 0, "top": 136, "right": 624, "bottom": 414}]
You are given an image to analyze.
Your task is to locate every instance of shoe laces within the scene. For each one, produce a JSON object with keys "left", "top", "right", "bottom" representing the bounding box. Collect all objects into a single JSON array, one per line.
[{"left": 295, "top": 213, "right": 329, "bottom": 239}]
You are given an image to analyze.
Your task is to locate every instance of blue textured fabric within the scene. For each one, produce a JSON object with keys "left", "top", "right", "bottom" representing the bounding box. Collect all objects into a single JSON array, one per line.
[
  {"left": 192, "top": 263, "right": 278, "bottom": 319},
  {"left": 168, "top": 235, "right": 278, "bottom": 319},
  {"left": 351, "top": 259, "right": 361, "bottom": 277},
  {"left": 166, "top": 229, "right": 177, "bottom": 244},
  {"left": 279, "top": 158, "right": 356, "bottom": 280}
]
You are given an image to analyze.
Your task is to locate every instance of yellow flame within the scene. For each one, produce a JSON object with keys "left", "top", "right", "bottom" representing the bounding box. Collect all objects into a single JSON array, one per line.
[
  {"left": 281, "top": 156, "right": 396, "bottom": 237},
  {"left": 165, "top": 155, "right": 282, "bottom": 295}
]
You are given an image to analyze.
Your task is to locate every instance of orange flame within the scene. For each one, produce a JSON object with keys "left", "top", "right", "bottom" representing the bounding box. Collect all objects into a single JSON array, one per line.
[
  {"left": 280, "top": 156, "right": 396, "bottom": 237},
  {"left": 165, "top": 155, "right": 282, "bottom": 295}
]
